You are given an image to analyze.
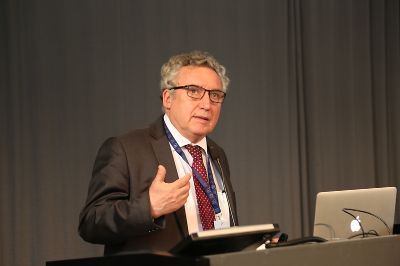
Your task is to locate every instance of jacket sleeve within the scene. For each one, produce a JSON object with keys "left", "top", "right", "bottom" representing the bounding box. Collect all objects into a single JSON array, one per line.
[{"left": 78, "top": 137, "right": 164, "bottom": 245}]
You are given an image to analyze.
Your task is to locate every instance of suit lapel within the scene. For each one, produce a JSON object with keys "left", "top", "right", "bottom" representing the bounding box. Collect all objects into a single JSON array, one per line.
[
  {"left": 149, "top": 116, "right": 189, "bottom": 235},
  {"left": 151, "top": 136, "right": 179, "bottom": 183},
  {"left": 148, "top": 116, "right": 178, "bottom": 181}
]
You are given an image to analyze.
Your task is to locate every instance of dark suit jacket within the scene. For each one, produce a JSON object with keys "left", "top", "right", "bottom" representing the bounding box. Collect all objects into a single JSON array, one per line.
[{"left": 78, "top": 116, "right": 238, "bottom": 255}]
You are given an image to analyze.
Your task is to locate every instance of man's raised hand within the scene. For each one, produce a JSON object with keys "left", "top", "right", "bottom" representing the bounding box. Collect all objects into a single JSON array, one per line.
[{"left": 149, "top": 165, "right": 191, "bottom": 218}]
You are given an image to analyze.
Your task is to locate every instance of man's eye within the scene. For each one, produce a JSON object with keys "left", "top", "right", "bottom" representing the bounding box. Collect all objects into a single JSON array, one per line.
[
  {"left": 189, "top": 88, "right": 201, "bottom": 94},
  {"left": 210, "top": 92, "right": 218, "bottom": 98}
]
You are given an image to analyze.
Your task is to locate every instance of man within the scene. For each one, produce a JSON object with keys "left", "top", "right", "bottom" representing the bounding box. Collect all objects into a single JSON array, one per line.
[{"left": 78, "top": 51, "right": 238, "bottom": 255}]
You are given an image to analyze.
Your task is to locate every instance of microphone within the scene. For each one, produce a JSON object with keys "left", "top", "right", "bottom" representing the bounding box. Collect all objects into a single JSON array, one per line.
[{"left": 208, "top": 145, "right": 237, "bottom": 227}]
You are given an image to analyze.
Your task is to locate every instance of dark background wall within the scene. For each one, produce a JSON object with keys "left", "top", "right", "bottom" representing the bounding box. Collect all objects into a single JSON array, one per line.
[{"left": 1, "top": 0, "right": 399, "bottom": 265}]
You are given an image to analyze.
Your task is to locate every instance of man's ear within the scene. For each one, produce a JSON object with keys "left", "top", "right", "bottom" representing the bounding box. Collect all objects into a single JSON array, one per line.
[{"left": 162, "top": 89, "right": 172, "bottom": 109}]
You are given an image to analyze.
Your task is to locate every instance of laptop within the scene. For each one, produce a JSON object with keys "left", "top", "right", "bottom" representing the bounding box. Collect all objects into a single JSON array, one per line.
[{"left": 313, "top": 187, "right": 397, "bottom": 240}]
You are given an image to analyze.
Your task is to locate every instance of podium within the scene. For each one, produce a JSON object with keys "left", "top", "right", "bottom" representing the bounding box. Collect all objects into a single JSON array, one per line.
[
  {"left": 207, "top": 235, "right": 400, "bottom": 266},
  {"left": 46, "top": 251, "right": 208, "bottom": 266},
  {"left": 47, "top": 235, "right": 400, "bottom": 266}
]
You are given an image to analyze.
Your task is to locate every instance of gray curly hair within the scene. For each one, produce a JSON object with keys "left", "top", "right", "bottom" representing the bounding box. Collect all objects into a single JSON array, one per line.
[{"left": 160, "top": 51, "right": 230, "bottom": 93}]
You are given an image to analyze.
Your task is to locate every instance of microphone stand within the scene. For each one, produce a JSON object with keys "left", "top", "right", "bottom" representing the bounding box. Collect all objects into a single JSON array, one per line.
[{"left": 215, "top": 157, "right": 237, "bottom": 227}]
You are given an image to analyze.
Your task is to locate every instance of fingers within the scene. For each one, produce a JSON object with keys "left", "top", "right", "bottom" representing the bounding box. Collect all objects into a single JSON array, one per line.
[
  {"left": 149, "top": 168, "right": 191, "bottom": 217},
  {"left": 150, "top": 166, "right": 192, "bottom": 218},
  {"left": 153, "top": 165, "right": 166, "bottom": 183},
  {"left": 153, "top": 164, "right": 190, "bottom": 190},
  {"left": 167, "top": 173, "right": 190, "bottom": 202},
  {"left": 174, "top": 173, "right": 191, "bottom": 188}
]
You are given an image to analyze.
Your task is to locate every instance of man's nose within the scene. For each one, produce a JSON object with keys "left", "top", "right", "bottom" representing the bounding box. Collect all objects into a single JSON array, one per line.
[{"left": 199, "top": 91, "right": 212, "bottom": 109}]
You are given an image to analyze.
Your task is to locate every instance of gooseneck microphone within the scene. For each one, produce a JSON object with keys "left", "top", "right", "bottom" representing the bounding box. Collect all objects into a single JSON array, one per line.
[{"left": 208, "top": 145, "right": 237, "bottom": 227}]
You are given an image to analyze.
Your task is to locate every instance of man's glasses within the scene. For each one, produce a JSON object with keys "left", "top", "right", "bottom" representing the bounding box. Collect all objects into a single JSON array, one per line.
[{"left": 169, "top": 85, "right": 226, "bottom": 103}]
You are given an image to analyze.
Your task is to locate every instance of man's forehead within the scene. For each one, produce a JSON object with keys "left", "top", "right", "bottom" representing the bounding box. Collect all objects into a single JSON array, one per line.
[{"left": 175, "top": 66, "right": 222, "bottom": 88}]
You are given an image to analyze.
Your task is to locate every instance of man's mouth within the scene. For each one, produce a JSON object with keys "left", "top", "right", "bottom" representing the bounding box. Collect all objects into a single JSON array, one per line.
[{"left": 193, "top": 115, "right": 210, "bottom": 122}]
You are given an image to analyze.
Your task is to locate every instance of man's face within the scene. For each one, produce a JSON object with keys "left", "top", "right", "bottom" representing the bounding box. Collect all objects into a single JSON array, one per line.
[{"left": 163, "top": 66, "right": 223, "bottom": 143}]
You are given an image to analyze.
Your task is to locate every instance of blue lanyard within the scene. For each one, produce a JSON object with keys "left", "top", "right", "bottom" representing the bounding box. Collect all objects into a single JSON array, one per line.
[{"left": 163, "top": 121, "right": 221, "bottom": 215}]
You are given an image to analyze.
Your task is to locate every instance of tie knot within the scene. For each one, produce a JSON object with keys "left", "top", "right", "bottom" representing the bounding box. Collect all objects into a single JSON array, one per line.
[{"left": 185, "top": 144, "right": 203, "bottom": 159}]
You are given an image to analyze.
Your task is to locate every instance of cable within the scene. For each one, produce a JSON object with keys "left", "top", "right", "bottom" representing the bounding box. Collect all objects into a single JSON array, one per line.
[
  {"left": 342, "top": 208, "right": 391, "bottom": 235},
  {"left": 342, "top": 209, "right": 366, "bottom": 238},
  {"left": 347, "top": 230, "right": 378, "bottom": 239}
]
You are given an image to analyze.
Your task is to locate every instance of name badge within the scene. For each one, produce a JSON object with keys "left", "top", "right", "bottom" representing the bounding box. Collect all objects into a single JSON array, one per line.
[{"left": 214, "top": 218, "right": 229, "bottom": 230}]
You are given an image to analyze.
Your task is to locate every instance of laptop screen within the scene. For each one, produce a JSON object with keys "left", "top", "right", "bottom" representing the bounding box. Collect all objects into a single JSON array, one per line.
[{"left": 313, "top": 187, "right": 397, "bottom": 240}]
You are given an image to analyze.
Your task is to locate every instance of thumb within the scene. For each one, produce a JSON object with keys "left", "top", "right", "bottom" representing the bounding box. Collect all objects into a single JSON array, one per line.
[
  {"left": 153, "top": 165, "right": 167, "bottom": 183},
  {"left": 174, "top": 173, "right": 191, "bottom": 188}
]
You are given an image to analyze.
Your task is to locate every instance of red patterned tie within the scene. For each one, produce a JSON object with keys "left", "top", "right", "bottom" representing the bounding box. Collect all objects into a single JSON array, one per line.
[{"left": 185, "top": 144, "right": 215, "bottom": 230}]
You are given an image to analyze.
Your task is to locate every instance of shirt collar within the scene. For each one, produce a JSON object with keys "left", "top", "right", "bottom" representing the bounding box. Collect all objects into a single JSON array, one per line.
[{"left": 163, "top": 114, "right": 208, "bottom": 154}]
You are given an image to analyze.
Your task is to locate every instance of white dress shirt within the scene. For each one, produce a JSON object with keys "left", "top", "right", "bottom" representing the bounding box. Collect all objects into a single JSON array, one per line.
[{"left": 163, "top": 114, "right": 231, "bottom": 234}]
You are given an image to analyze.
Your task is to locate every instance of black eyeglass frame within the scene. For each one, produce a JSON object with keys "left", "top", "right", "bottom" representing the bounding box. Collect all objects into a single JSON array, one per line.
[{"left": 169, "top": 85, "right": 226, "bottom": 103}]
